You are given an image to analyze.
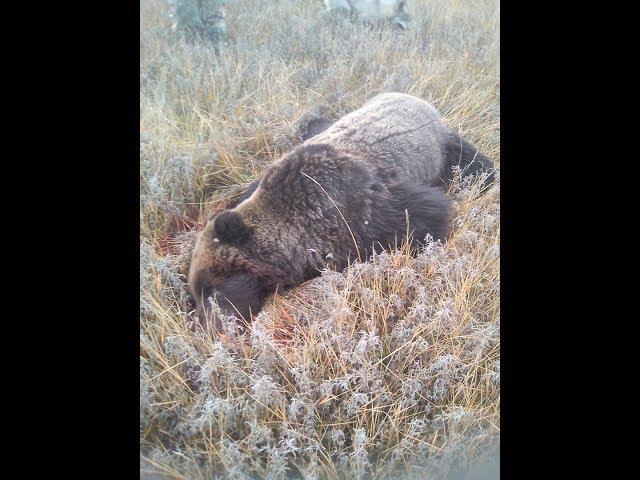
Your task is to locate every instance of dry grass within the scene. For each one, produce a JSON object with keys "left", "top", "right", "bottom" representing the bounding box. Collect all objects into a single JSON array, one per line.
[{"left": 140, "top": 0, "right": 499, "bottom": 478}]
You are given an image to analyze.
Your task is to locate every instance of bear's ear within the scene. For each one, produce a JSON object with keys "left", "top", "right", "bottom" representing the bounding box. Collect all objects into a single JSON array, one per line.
[{"left": 213, "top": 210, "right": 252, "bottom": 244}]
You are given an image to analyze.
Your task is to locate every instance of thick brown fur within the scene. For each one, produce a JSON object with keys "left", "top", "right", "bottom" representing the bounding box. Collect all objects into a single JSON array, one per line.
[{"left": 188, "top": 93, "right": 494, "bottom": 330}]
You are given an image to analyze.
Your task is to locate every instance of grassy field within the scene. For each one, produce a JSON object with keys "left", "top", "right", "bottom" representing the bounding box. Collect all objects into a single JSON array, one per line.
[{"left": 140, "top": 0, "right": 500, "bottom": 478}]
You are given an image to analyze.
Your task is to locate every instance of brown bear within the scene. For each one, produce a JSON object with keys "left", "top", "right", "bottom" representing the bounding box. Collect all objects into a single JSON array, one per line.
[{"left": 188, "top": 92, "right": 495, "bottom": 331}]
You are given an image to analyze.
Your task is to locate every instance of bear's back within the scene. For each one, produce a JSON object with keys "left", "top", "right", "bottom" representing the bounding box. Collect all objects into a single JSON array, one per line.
[{"left": 308, "top": 92, "right": 452, "bottom": 186}]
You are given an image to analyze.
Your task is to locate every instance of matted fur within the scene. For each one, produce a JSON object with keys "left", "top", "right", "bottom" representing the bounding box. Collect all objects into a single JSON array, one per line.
[{"left": 188, "top": 92, "right": 493, "bottom": 329}]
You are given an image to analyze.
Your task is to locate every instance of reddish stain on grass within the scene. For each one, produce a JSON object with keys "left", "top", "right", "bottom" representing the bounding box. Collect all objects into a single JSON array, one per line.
[
  {"left": 156, "top": 207, "right": 205, "bottom": 257},
  {"left": 268, "top": 290, "right": 319, "bottom": 345}
]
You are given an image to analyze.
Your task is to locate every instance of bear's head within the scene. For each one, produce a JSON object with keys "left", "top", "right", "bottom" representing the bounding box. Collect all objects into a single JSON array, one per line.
[
  {"left": 187, "top": 143, "right": 374, "bottom": 332},
  {"left": 187, "top": 208, "right": 278, "bottom": 332}
]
